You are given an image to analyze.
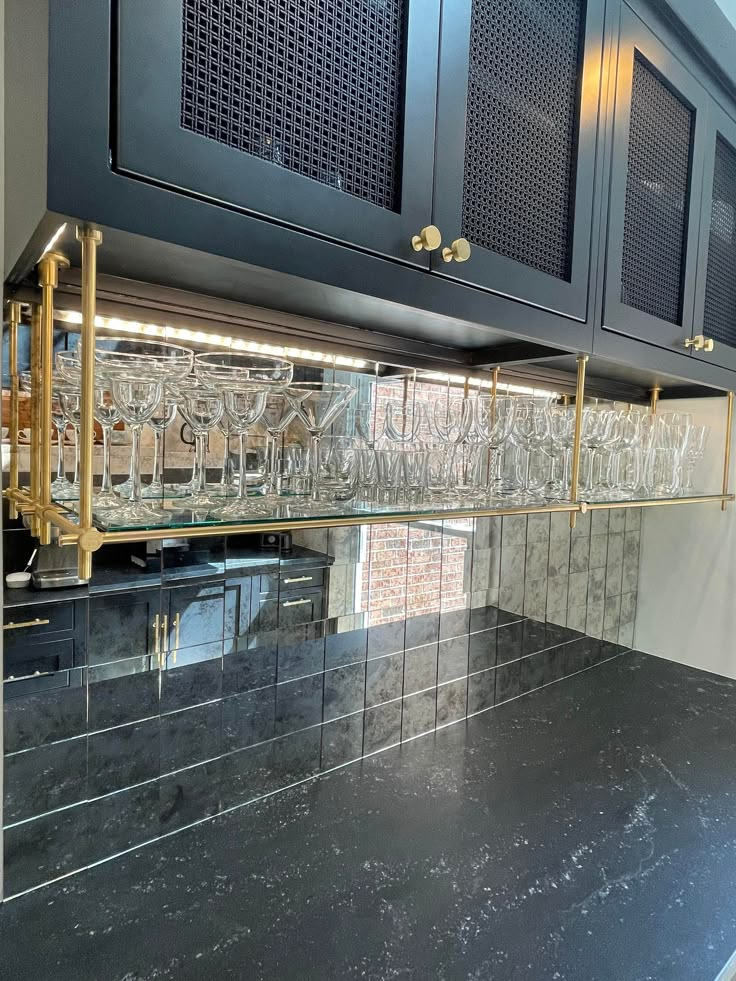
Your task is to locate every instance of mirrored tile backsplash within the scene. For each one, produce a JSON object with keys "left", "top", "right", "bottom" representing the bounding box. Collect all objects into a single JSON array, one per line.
[{"left": 2, "top": 511, "right": 639, "bottom": 897}]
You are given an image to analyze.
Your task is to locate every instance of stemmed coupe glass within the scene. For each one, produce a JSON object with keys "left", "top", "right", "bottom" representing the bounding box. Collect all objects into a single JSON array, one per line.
[
  {"left": 51, "top": 382, "right": 76, "bottom": 500},
  {"left": 142, "top": 397, "right": 178, "bottom": 501},
  {"left": 174, "top": 386, "right": 224, "bottom": 512}
]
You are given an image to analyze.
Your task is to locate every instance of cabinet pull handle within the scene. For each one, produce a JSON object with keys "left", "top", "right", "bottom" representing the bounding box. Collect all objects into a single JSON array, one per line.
[
  {"left": 173, "top": 612, "right": 180, "bottom": 664},
  {"left": 160, "top": 614, "right": 168, "bottom": 670},
  {"left": 282, "top": 576, "right": 312, "bottom": 584},
  {"left": 3, "top": 618, "right": 50, "bottom": 630},
  {"left": 685, "top": 334, "right": 714, "bottom": 352},
  {"left": 411, "top": 225, "right": 442, "bottom": 253},
  {"left": 442, "top": 238, "right": 471, "bottom": 263},
  {"left": 5, "top": 669, "right": 54, "bottom": 683},
  {"left": 282, "top": 598, "right": 311, "bottom": 608},
  {"left": 152, "top": 614, "right": 160, "bottom": 667}
]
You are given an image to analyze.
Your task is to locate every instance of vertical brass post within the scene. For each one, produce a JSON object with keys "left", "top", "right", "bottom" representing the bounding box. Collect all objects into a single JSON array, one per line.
[
  {"left": 722, "top": 391, "right": 734, "bottom": 512},
  {"left": 649, "top": 386, "right": 662, "bottom": 415},
  {"left": 6, "top": 301, "right": 22, "bottom": 519},
  {"left": 76, "top": 226, "right": 103, "bottom": 580},
  {"left": 463, "top": 376, "right": 470, "bottom": 398},
  {"left": 29, "top": 303, "right": 42, "bottom": 537},
  {"left": 37, "top": 252, "right": 70, "bottom": 543},
  {"left": 569, "top": 354, "right": 588, "bottom": 528},
  {"left": 562, "top": 394, "right": 571, "bottom": 406},
  {"left": 491, "top": 366, "right": 499, "bottom": 401}
]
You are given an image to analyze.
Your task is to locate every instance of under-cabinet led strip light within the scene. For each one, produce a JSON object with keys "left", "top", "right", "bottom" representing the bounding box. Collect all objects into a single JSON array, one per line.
[{"left": 55, "top": 309, "right": 556, "bottom": 396}]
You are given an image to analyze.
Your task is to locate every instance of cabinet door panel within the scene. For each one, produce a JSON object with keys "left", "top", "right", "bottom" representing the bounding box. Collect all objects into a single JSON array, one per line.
[
  {"left": 432, "top": 0, "right": 604, "bottom": 320},
  {"left": 603, "top": 7, "right": 708, "bottom": 352},
  {"left": 116, "top": 0, "right": 440, "bottom": 266},
  {"left": 166, "top": 582, "right": 225, "bottom": 656},
  {"left": 693, "top": 102, "right": 736, "bottom": 372}
]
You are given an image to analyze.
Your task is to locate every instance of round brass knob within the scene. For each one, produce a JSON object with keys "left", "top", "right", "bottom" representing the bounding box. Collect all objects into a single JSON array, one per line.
[
  {"left": 442, "top": 238, "right": 472, "bottom": 263},
  {"left": 704, "top": 337, "right": 715, "bottom": 352},
  {"left": 411, "top": 225, "right": 442, "bottom": 253},
  {"left": 684, "top": 334, "right": 714, "bottom": 352}
]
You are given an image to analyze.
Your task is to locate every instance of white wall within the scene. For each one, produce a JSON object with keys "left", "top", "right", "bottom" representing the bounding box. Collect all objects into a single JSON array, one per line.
[{"left": 635, "top": 395, "right": 736, "bottom": 678}]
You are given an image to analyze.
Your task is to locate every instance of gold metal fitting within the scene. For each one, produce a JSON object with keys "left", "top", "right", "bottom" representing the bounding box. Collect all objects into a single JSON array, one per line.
[
  {"left": 77, "top": 526, "right": 105, "bottom": 553},
  {"left": 411, "top": 225, "right": 442, "bottom": 253},
  {"left": 649, "top": 386, "right": 663, "bottom": 415},
  {"left": 442, "top": 237, "right": 471, "bottom": 263},
  {"left": 684, "top": 334, "right": 714, "bottom": 352}
]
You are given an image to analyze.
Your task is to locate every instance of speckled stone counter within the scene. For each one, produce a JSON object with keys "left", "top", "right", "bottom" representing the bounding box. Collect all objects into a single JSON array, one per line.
[{"left": 2, "top": 651, "right": 735, "bottom": 981}]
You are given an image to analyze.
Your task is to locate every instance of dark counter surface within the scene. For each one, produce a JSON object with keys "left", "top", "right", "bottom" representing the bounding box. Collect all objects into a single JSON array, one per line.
[
  {"left": 2, "top": 651, "right": 736, "bottom": 980},
  {"left": 3, "top": 542, "right": 331, "bottom": 608}
]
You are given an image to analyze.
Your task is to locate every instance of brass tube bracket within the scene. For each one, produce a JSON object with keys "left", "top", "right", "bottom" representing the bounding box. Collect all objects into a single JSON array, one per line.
[
  {"left": 6, "top": 300, "right": 22, "bottom": 519},
  {"left": 723, "top": 392, "right": 734, "bottom": 511},
  {"left": 569, "top": 355, "right": 589, "bottom": 528},
  {"left": 649, "top": 386, "right": 663, "bottom": 415}
]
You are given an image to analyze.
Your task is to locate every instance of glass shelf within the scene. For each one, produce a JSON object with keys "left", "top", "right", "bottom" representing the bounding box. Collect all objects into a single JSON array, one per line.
[{"left": 46, "top": 491, "right": 733, "bottom": 538}]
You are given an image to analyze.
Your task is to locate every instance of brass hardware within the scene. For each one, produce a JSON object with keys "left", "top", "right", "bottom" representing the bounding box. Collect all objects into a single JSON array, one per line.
[
  {"left": 282, "top": 576, "right": 313, "bottom": 585},
  {"left": 684, "top": 335, "right": 714, "bottom": 352},
  {"left": 491, "top": 367, "right": 499, "bottom": 401},
  {"left": 160, "top": 614, "right": 169, "bottom": 669},
  {"left": 76, "top": 226, "right": 103, "bottom": 581},
  {"left": 723, "top": 392, "right": 734, "bottom": 512},
  {"left": 152, "top": 613, "right": 160, "bottom": 666},
  {"left": 569, "top": 355, "right": 588, "bottom": 528},
  {"left": 29, "top": 303, "right": 42, "bottom": 537},
  {"left": 411, "top": 225, "right": 442, "bottom": 253},
  {"left": 173, "top": 612, "right": 180, "bottom": 664},
  {"left": 7, "top": 301, "right": 21, "bottom": 519},
  {"left": 442, "top": 237, "right": 471, "bottom": 263},
  {"left": 5, "top": 670, "right": 53, "bottom": 683},
  {"left": 282, "top": 598, "right": 312, "bottom": 608},
  {"left": 463, "top": 377, "right": 470, "bottom": 398},
  {"left": 38, "top": 252, "right": 70, "bottom": 544},
  {"left": 3, "top": 618, "right": 51, "bottom": 631},
  {"left": 585, "top": 494, "right": 733, "bottom": 510},
  {"left": 649, "top": 386, "right": 662, "bottom": 415},
  {"left": 562, "top": 394, "right": 571, "bottom": 406}
]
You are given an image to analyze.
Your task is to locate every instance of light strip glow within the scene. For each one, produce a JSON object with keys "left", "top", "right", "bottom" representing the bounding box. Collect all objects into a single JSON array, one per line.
[
  {"left": 55, "top": 309, "right": 369, "bottom": 369},
  {"left": 39, "top": 223, "right": 68, "bottom": 259}
]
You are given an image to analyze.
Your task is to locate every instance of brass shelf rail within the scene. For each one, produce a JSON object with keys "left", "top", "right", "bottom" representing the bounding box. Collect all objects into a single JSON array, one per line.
[{"left": 4, "top": 226, "right": 735, "bottom": 579}]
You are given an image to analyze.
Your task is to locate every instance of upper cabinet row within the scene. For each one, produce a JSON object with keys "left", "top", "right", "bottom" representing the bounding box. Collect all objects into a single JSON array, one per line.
[{"left": 116, "top": 0, "right": 604, "bottom": 322}]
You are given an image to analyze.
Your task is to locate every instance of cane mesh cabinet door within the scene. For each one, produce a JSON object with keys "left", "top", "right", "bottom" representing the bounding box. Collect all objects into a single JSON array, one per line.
[
  {"left": 603, "top": 6, "right": 709, "bottom": 353},
  {"left": 693, "top": 103, "right": 736, "bottom": 372},
  {"left": 116, "top": 0, "right": 440, "bottom": 266},
  {"left": 431, "top": 0, "right": 606, "bottom": 321}
]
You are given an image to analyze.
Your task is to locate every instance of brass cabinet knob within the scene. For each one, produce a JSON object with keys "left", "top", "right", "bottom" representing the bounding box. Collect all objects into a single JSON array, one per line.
[
  {"left": 411, "top": 225, "right": 442, "bottom": 253},
  {"left": 442, "top": 237, "right": 472, "bottom": 263},
  {"left": 685, "top": 334, "right": 714, "bottom": 352}
]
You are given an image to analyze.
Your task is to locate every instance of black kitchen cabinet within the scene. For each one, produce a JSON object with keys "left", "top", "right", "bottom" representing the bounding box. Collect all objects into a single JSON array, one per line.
[
  {"left": 432, "top": 0, "right": 606, "bottom": 321},
  {"left": 115, "top": 0, "right": 440, "bottom": 268},
  {"left": 87, "top": 589, "right": 161, "bottom": 672},
  {"left": 3, "top": 600, "right": 87, "bottom": 699},
  {"left": 693, "top": 100, "right": 736, "bottom": 373},
  {"left": 163, "top": 581, "right": 225, "bottom": 667},
  {"left": 603, "top": 4, "right": 709, "bottom": 353}
]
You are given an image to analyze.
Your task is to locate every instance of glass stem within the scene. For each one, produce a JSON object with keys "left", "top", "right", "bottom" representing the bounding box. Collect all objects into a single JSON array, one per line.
[
  {"left": 268, "top": 431, "right": 280, "bottom": 496},
  {"left": 56, "top": 425, "right": 66, "bottom": 481},
  {"left": 523, "top": 449, "right": 531, "bottom": 496},
  {"left": 72, "top": 426, "right": 81, "bottom": 487},
  {"left": 100, "top": 426, "right": 113, "bottom": 495},
  {"left": 150, "top": 430, "right": 163, "bottom": 489},
  {"left": 220, "top": 432, "right": 230, "bottom": 489},
  {"left": 194, "top": 434, "right": 208, "bottom": 494},
  {"left": 130, "top": 426, "right": 143, "bottom": 504},
  {"left": 310, "top": 433, "right": 321, "bottom": 501},
  {"left": 238, "top": 432, "right": 248, "bottom": 501}
]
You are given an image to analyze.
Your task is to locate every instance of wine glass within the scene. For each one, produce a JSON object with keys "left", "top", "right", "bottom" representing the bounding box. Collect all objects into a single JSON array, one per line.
[
  {"left": 547, "top": 404, "right": 576, "bottom": 499},
  {"left": 92, "top": 387, "right": 122, "bottom": 511},
  {"left": 50, "top": 385, "right": 75, "bottom": 500},
  {"left": 261, "top": 392, "right": 299, "bottom": 500},
  {"left": 215, "top": 388, "right": 270, "bottom": 518},
  {"left": 383, "top": 399, "right": 426, "bottom": 442},
  {"left": 107, "top": 378, "right": 166, "bottom": 524},
  {"left": 430, "top": 397, "right": 473, "bottom": 444},
  {"left": 512, "top": 397, "right": 551, "bottom": 502},
  {"left": 286, "top": 382, "right": 356, "bottom": 511},
  {"left": 681, "top": 424, "right": 710, "bottom": 494},
  {"left": 609, "top": 410, "right": 642, "bottom": 500},
  {"left": 474, "top": 396, "right": 516, "bottom": 499},
  {"left": 142, "top": 396, "right": 178, "bottom": 501},
  {"left": 174, "top": 386, "right": 225, "bottom": 512},
  {"left": 58, "top": 389, "right": 82, "bottom": 500}
]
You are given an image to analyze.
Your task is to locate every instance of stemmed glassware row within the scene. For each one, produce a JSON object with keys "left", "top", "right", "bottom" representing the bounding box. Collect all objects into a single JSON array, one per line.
[{"left": 41, "top": 341, "right": 711, "bottom": 526}]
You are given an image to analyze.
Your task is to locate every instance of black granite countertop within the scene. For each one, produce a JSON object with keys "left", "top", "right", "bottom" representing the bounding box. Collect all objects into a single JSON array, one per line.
[
  {"left": 2, "top": 651, "right": 736, "bottom": 979},
  {"left": 3, "top": 543, "right": 331, "bottom": 608}
]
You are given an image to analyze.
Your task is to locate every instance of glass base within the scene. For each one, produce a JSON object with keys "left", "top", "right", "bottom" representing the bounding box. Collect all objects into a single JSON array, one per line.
[
  {"left": 51, "top": 478, "right": 77, "bottom": 501},
  {"left": 141, "top": 481, "right": 184, "bottom": 501},
  {"left": 93, "top": 490, "right": 121, "bottom": 510},
  {"left": 114, "top": 478, "right": 133, "bottom": 500},
  {"left": 214, "top": 497, "right": 273, "bottom": 519},
  {"left": 288, "top": 498, "right": 343, "bottom": 516},
  {"left": 178, "top": 492, "right": 222, "bottom": 511},
  {"left": 108, "top": 502, "right": 173, "bottom": 525}
]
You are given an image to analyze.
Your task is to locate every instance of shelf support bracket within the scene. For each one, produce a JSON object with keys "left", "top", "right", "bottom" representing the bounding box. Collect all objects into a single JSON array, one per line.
[
  {"left": 723, "top": 392, "right": 734, "bottom": 512},
  {"left": 649, "top": 386, "right": 663, "bottom": 415},
  {"left": 28, "top": 302, "right": 42, "bottom": 538},
  {"left": 569, "top": 354, "right": 588, "bottom": 529},
  {"left": 76, "top": 225, "right": 103, "bottom": 580}
]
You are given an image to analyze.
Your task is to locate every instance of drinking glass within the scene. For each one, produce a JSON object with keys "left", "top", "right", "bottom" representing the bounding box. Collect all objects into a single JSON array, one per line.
[
  {"left": 383, "top": 399, "right": 426, "bottom": 442},
  {"left": 512, "top": 398, "right": 551, "bottom": 502},
  {"left": 475, "top": 396, "right": 516, "bottom": 498},
  {"left": 51, "top": 387, "right": 75, "bottom": 500},
  {"left": 58, "top": 389, "right": 82, "bottom": 500},
  {"left": 279, "top": 443, "right": 312, "bottom": 496},
  {"left": 318, "top": 436, "right": 359, "bottom": 502},
  {"left": 93, "top": 387, "right": 122, "bottom": 511},
  {"left": 216, "top": 388, "right": 270, "bottom": 518},
  {"left": 261, "top": 392, "right": 299, "bottom": 499},
  {"left": 194, "top": 352, "right": 293, "bottom": 390},
  {"left": 396, "top": 442, "right": 428, "bottom": 505},
  {"left": 453, "top": 442, "right": 485, "bottom": 502},
  {"left": 92, "top": 337, "right": 194, "bottom": 383},
  {"left": 645, "top": 446, "right": 681, "bottom": 497},
  {"left": 425, "top": 443, "right": 456, "bottom": 501},
  {"left": 286, "top": 382, "right": 356, "bottom": 511},
  {"left": 579, "top": 406, "right": 614, "bottom": 497},
  {"left": 174, "top": 387, "right": 225, "bottom": 511},
  {"left": 142, "top": 396, "right": 178, "bottom": 501},
  {"left": 375, "top": 445, "right": 403, "bottom": 506},
  {"left": 681, "top": 424, "right": 710, "bottom": 493},
  {"left": 547, "top": 404, "right": 576, "bottom": 499},
  {"left": 609, "top": 411, "right": 642, "bottom": 500},
  {"left": 106, "top": 378, "right": 166, "bottom": 523},
  {"left": 357, "top": 446, "right": 379, "bottom": 503},
  {"left": 430, "top": 397, "right": 473, "bottom": 444}
]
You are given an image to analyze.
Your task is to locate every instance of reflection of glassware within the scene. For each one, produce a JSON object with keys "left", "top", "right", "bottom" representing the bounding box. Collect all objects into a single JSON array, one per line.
[
  {"left": 216, "top": 389, "right": 269, "bottom": 519},
  {"left": 475, "top": 396, "right": 516, "bottom": 498},
  {"left": 261, "top": 392, "right": 299, "bottom": 499},
  {"left": 93, "top": 388, "right": 122, "bottom": 511},
  {"left": 358, "top": 446, "right": 378, "bottom": 502},
  {"left": 92, "top": 338, "right": 194, "bottom": 382},
  {"left": 51, "top": 387, "right": 75, "bottom": 500},
  {"left": 258, "top": 134, "right": 285, "bottom": 165},
  {"left": 109, "top": 378, "right": 166, "bottom": 524},
  {"left": 175, "top": 387, "right": 225, "bottom": 512},
  {"left": 279, "top": 444, "right": 312, "bottom": 496},
  {"left": 425, "top": 443, "right": 456, "bottom": 500},
  {"left": 375, "top": 446, "right": 403, "bottom": 506},
  {"left": 142, "top": 397, "right": 178, "bottom": 501},
  {"left": 384, "top": 399, "right": 425, "bottom": 442},
  {"left": 194, "top": 352, "right": 293, "bottom": 391},
  {"left": 286, "top": 382, "right": 356, "bottom": 510},
  {"left": 431, "top": 397, "right": 473, "bottom": 444}
]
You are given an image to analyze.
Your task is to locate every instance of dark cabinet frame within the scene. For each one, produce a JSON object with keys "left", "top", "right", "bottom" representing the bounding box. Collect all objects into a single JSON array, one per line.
[
  {"left": 693, "top": 100, "right": 736, "bottom": 373},
  {"left": 431, "top": 0, "right": 607, "bottom": 322},
  {"left": 602, "top": 4, "right": 709, "bottom": 353},
  {"left": 115, "top": 0, "right": 441, "bottom": 267}
]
